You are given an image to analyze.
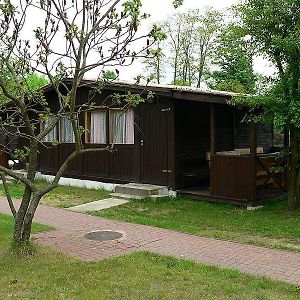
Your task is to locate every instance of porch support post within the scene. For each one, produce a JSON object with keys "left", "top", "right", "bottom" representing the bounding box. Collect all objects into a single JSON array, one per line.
[
  {"left": 283, "top": 127, "right": 290, "bottom": 190},
  {"left": 210, "top": 103, "right": 216, "bottom": 155},
  {"left": 250, "top": 123, "right": 257, "bottom": 205}
]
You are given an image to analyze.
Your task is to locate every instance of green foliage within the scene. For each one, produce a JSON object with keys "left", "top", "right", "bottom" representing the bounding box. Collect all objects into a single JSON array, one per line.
[
  {"left": 102, "top": 70, "right": 118, "bottom": 80},
  {"left": 171, "top": 79, "right": 190, "bottom": 86},
  {"left": 0, "top": 60, "right": 48, "bottom": 103},
  {"left": 207, "top": 24, "right": 256, "bottom": 94},
  {"left": 235, "top": 0, "right": 300, "bottom": 128},
  {"left": 25, "top": 74, "right": 48, "bottom": 91},
  {"left": 234, "top": 0, "right": 300, "bottom": 209},
  {"left": 13, "top": 147, "right": 30, "bottom": 162},
  {"left": 160, "top": 8, "right": 222, "bottom": 86},
  {"left": 173, "top": 0, "right": 184, "bottom": 8}
]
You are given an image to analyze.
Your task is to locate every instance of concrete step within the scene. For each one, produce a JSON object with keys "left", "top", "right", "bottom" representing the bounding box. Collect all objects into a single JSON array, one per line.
[
  {"left": 111, "top": 193, "right": 168, "bottom": 200},
  {"left": 109, "top": 193, "right": 143, "bottom": 200},
  {"left": 115, "top": 183, "right": 169, "bottom": 198}
]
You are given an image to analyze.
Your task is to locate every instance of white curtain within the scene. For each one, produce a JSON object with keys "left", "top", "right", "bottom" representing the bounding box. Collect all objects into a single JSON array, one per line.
[
  {"left": 90, "top": 111, "right": 107, "bottom": 144},
  {"left": 43, "top": 116, "right": 57, "bottom": 142},
  {"left": 110, "top": 109, "right": 134, "bottom": 144},
  {"left": 60, "top": 116, "right": 75, "bottom": 143},
  {"left": 125, "top": 109, "right": 134, "bottom": 144}
]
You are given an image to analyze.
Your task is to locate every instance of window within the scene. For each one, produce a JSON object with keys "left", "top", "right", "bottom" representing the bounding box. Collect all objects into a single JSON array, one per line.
[
  {"left": 85, "top": 110, "right": 107, "bottom": 144},
  {"left": 109, "top": 109, "right": 134, "bottom": 144},
  {"left": 60, "top": 116, "right": 75, "bottom": 143},
  {"left": 41, "top": 116, "right": 57, "bottom": 143}
]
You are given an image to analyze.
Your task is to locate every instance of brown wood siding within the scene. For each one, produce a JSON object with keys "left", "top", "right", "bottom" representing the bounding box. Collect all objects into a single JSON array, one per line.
[
  {"left": 59, "top": 144, "right": 83, "bottom": 177},
  {"left": 210, "top": 155, "right": 253, "bottom": 201},
  {"left": 39, "top": 88, "right": 174, "bottom": 187},
  {"left": 39, "top": 145, "right": 59, "bottom": 173}
]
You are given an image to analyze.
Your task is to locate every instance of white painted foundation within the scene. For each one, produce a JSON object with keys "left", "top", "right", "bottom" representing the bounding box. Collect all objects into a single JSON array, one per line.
[
  {"left": 35, "top": 172, "right": 176, "bottom": 196},
  {"left": 35, "top": 172, "right": 116, "bottom": 191}
]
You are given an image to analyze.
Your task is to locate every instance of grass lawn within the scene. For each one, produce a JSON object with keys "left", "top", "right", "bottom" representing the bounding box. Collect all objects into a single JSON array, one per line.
[
  {"left": 0, "top": 180, "right": 110, "bottom": 208},
  {"left": 90, "top": 197, "right": 300, "bottom": 252},
  {"left": 0, "top": 215, "right": 299, "bottom": 299}
]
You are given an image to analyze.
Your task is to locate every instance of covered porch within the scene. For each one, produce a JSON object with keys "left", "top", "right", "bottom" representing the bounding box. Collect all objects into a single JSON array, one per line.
[{"left": 176, "top": 101, "right": 288, "bottom": 206}]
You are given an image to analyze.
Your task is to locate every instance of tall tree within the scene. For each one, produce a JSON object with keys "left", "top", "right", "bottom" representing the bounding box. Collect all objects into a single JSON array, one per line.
[
  {"left": 0, "top": 0, "right": 161, "bottom": 250},
  {"left": 143, "top": 41, "right": 166, "bottom": 84},
  {"left": 208, "top": 24, "right": 256, "bottom": 94},
  {"left": 162, "top": 13, "right": 183, "bottom": 84},
  {"left": 161, "top": 8, "right": 222, "bottom": 86},
  {"left": 235, "top": 0, "right": 300, "bottom": 209},
  {"left": 143, "top": 26, "right": 167, "bottom": 84},
  {"left": 193, "top": 8, "right": 222, "bottom": 88}
]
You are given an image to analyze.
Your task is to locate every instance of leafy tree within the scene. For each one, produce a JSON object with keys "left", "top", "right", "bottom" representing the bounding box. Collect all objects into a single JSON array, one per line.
[
  {"left": 0, "top": 0, "right": 162, "bottom": 251},
  {"left": 193, "top": 8, "right": 223, "bottom": 88},
  {"left": 161, "top": 8, "right": 222, "bottom": 86},
  {"left": 142, "top": 25, "right": 167, "bottom": 84},
  {"left": 235, "top": 0, "right": 300, "bottom": 209},
  {"left": 143, "top": 42, "right": 166, "bottom": 84},
  {"left": 0, "top": 59, "right": 48, "bottom": 102},
  {"left": 207, "top": 24, "right": 256, "bottom": 94},
  {"left": 25, "top": 74, "right": 48, "bottom": 91},
  {"left": 162, "top": 12, "right": 183, "bottom": 84}
]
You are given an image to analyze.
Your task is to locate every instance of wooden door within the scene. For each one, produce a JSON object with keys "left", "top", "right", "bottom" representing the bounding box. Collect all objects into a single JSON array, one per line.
[{"left": 139, "top": 102, "right": 169, "bottom": 186}]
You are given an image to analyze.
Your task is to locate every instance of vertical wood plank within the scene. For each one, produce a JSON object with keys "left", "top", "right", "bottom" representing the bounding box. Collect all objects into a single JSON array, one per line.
[
  {"left": 250, "top": 124, "right": 257, "bottom": 204},
  {"left": 210, "top": 103, "right": 216, "bottom": 154}
]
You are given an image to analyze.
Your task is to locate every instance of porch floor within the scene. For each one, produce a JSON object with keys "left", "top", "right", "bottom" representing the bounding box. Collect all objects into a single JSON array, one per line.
[{"left": 178, "top": 186, "right": 286, "bottom": 206}]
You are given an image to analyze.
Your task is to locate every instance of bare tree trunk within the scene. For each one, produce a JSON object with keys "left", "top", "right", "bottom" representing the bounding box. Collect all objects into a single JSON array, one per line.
[
  {"left": 13, "top": 189, "right": 32, "bottom": 245},
  {"left": 197, "top": 57, "right": 205, "bottom": 88},
  {"left": 157, "top": 55, "right": 160, "bottom": 84},
  {"left": 288, "top": 128, "right": 300, "bottom": 210},
  {"left": 12, "top": 140, "right": 38, "bottom": 247},
  {"left": 173, "top": 52, "right": 179, "bottom": 83},
  {"left": 21, "top": 194, "right": 42, "bottom": 241}
]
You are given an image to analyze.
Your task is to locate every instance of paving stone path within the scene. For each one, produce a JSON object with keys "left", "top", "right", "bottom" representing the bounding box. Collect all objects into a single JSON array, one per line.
[{"left": 1, "top": 197, "right": 300, "bottom": 286}]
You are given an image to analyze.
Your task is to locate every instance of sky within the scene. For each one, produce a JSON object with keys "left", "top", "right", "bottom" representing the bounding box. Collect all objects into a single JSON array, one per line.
[
  {"left": 116, "top": 0, "right": 275, "bottom": 83},
  {"left": 12, "top": 0, "right": 275, "bottom": 84}
]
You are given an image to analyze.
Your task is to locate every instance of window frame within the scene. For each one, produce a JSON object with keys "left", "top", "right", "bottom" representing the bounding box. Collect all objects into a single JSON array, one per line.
[
  {"left": 84, "top": 109, "right": 108, "bottom": 145},
  {"left": 109, "top": 108, "right": 135, "bottom": 145},
  {"left": 40, "top": 116, "right": 58, "bottom": 143},
  {"left": 59, "top": 115, "right": 76, "bottom": 144}
]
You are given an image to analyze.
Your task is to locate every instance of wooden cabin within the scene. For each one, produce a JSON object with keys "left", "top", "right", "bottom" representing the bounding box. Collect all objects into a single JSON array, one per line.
[{"left": 37, "top": 80, "right": 286, "bottom": 206}]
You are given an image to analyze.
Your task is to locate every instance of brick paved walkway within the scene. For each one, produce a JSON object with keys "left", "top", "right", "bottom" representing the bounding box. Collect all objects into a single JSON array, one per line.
[{"left": 1, "top": 197, "right": 300, "bottom": 286}]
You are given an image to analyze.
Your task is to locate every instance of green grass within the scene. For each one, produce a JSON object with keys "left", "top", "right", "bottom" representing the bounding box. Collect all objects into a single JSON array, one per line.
[
  {"left": 90, "top": 197, "right": 300, "bottom": 252},
  {"left": 0, "top": 215, "right": 299, "bottom": 299},
  {"left": 0, "top": 180, "right": 110, "bottom": 208},
  {"left": 0, "top": 214, "right": 50, "bottom": 250}
]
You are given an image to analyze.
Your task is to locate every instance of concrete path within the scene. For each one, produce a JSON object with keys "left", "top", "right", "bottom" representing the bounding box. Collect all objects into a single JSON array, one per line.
[
  {"left": 1, "top": 197, "right": 300, "bottom": 286},
  {"left": 68, "top": 198, "right": 129, "bottom": 212}
]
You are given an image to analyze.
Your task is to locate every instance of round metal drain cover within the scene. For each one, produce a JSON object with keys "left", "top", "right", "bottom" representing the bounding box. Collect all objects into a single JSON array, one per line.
[{"left": 84, "top": 230, "right": 123, "bottom": 241}]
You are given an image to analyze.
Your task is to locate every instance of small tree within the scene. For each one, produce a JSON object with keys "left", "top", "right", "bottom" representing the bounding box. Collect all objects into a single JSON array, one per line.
[
  {"left": 0, "top": 0, "right": 162, "bottom": 251},
  {"left": 235, "top": 0, "right": 300, "bottom": 209}
]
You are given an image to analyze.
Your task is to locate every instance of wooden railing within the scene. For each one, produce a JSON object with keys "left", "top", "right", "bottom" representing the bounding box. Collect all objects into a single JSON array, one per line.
[{"left": 210, "top": 154, "right": 254, "bottom": 202}]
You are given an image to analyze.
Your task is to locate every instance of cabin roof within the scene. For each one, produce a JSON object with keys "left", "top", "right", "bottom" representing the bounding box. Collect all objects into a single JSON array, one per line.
[{"left": 43, "top": 78, "right": 241, "bottom": 104}]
